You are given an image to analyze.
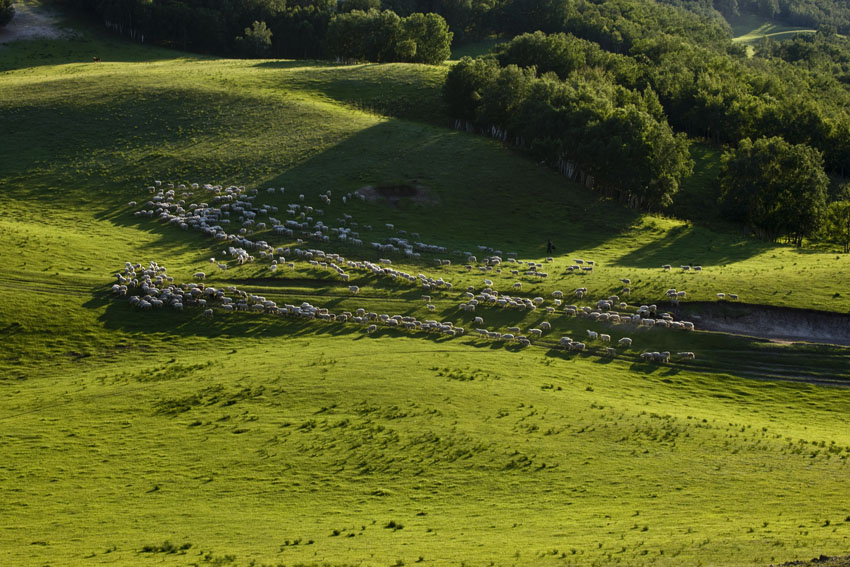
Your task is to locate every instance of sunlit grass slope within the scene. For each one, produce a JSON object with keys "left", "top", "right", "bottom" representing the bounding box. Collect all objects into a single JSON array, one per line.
[
  {"left": 1, "top": 22, "right": 850, "bottom": 567},
  {"left": 729, "top": 12, "right": 817, "bottom": 53}
]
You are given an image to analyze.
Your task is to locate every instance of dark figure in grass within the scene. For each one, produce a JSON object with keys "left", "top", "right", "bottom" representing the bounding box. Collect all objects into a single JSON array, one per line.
[{"left": 547, "top": 239, "right": 555, "bottom": 254}]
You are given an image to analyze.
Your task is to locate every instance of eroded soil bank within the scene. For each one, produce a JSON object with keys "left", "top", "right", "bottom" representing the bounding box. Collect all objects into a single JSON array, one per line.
[{"left": 675, "top": 301, "right": 850, "bottom": 346}]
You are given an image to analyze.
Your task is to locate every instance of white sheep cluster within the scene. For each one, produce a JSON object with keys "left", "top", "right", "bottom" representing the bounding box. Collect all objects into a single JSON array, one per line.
[
  {"left": 661, "top": 264, "right": 702, "bottom": 272},
  {"left": 128, "top": 181, "right": 710, "bottom": 364},
  {"left": 111, "top": 260, "right": 477, "bottom": 341},
  {"left": 640, "top": 351, "right": 671, "bottom": 363}
]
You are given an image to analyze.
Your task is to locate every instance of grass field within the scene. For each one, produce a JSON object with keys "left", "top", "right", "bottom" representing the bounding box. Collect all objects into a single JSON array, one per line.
[
  {"left": 2, "top": 7, "right": 850, "bottom": 566},
  {"left": 728, "top": 12, "right": 817, "bottom": 56}
]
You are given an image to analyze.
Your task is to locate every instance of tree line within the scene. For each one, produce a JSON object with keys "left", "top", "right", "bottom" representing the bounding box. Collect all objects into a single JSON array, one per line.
[
  {"left": 444, "top": 57, "right": 693, "bottom": 211},
  {"left": 61, "top": 0, "right": 453, "bottom": 62}
]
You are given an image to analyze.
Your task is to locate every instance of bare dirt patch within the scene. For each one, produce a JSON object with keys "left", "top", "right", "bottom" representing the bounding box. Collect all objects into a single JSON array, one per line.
[
  {"left": 0, "top": 1, "right": 73, "bottom": 44},
  {"left": 675, "top": 302, "right": 850, "bottom": 346},
  {"left": 355, "top": 182, "right": 439, "bottom": 208}
]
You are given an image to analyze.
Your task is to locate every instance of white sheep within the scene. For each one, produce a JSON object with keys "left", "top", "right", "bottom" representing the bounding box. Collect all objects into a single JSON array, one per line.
[
  {"left": 349, "top": 285, "right": 360, "bottom": 294},
  {"left": 193, "top": 272, "right": 206, "bottom": 280},
  {"left": 586, "top": 330, "right": 598, "bottom": 340},
  {"left": 599, "top": 333, "right": 611, "bottom": 342}
]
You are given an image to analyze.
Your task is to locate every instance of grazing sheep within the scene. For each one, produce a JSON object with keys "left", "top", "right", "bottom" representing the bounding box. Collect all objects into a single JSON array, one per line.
[
  {"left": 473, "top": 316, "right": 484, "bottom": 325},
  {"left": 366, "top": 324, "right": 378, "bottom": 334},
  {"left": 193, "top": 272, "right": 206, "bottom": 280},
  {"left": 605, "top": 347, "right": 616, "bottom": 356},
  {"left": 599, "top": 333, "right": 611, "bottom": 342},
  {"left": 539, "top": 321, "right": 551, "bottom": 331},
  {"left": 586, "top": 330, "right": 598, "bottom": 340},
  {"left": 349, "top": 285, "right": 360, "bottom": 294},
  {"left": 676, "top": 351, "right": 696, "bottom": 359},
  {"left": 728, "top": 293, "right": 739, "bottom": 300},
  {"left": 529, "top": 328, "right": 543, "bottom": 337},
  {"left": 617, "top": 337, "right": 632, "bottom": 347},
  {"left": 570, "top": 342, "right": 586, "bottom": 351},
  {"left": 202, "top": 308, "right": 213, "bottom": 317},
  {"left": 717, "top": 293, "right": 726, "bottom": 299}
]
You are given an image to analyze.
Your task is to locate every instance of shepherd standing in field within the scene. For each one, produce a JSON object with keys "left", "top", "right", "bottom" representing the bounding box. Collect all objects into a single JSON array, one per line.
[{"left": 547, "top": 239, "right": 555, "bottom": 254}]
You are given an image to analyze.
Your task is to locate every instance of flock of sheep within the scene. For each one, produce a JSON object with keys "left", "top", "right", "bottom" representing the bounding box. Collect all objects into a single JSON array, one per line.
[{"left": 116, "top": 180, "right": 715, "bottom": 363}]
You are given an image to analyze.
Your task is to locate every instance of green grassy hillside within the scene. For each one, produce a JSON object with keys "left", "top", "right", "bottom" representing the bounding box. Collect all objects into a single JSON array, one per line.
[
  {"left": 2, "top": 17, "right": 850, "bottom": 567},
  {"left": 728, "top": 12, "right": 817, "bottom": 55}
]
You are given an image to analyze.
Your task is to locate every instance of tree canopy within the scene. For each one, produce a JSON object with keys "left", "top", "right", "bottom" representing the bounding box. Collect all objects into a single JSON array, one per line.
[
  {"left": 719, "top": 137, "right": 828, "bottom": 244},
  {"left": 444, "top": 57, "right": 694, "bottom": 211},
  {"left": 326, "top": 10, "right": 452, "bottom": 64}
]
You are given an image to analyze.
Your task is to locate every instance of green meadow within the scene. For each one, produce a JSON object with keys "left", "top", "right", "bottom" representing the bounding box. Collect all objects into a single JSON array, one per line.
[
  {"left": 1, "top": 14, "right": 850, "bottom": 567},
  {"left": 729, "top": 12, "right": 817, "bottom": 55}
]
